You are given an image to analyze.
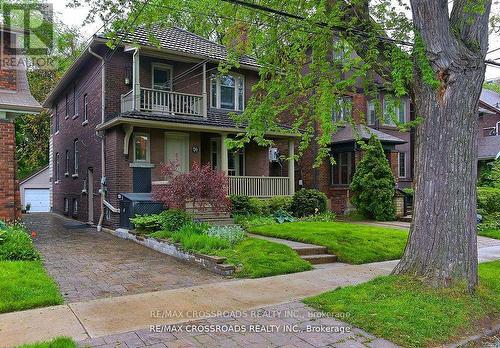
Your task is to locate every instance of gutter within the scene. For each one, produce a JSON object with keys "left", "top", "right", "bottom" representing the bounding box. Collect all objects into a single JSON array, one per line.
[{"left": 87, "top": 47, "right": 110, "bottom": 232}]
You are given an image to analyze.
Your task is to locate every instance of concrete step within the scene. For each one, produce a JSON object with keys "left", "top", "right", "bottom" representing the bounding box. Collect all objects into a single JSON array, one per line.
[
  {"left": 302, "top": 254, "right": 338, "bottom": 264},
  {"left": 294, "top": 246, "right": 329, "bottom": 256},
  {"left": 399, "top": 215, "right": 412, "bottom": 222}
]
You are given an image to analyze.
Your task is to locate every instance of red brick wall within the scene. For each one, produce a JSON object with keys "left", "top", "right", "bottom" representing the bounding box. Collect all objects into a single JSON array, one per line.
[
  {"left": 0, "top": 121, "right": 21, "bottom": 221},
  {"left": 0, "top": 32, "right": 17, "bottom": 91}
]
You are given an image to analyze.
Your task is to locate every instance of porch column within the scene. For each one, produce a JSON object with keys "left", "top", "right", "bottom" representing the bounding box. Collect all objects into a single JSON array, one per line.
[
  {"left": 220, "top": 133, "right": 229, "bottom": 175},
  {"left": 288, "top": 139, "right": 295, "bottom": 195}
]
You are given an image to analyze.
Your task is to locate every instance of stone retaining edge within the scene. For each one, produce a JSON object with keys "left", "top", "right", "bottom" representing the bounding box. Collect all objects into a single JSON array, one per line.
[{"left": 106, "top": 227, "right": 235, "bottom": 276}]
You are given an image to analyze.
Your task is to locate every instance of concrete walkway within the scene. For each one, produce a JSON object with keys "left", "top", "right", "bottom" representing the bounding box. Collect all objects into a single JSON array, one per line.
[{"left": 1, "top": 238, "right": 500, "bottom": 347}]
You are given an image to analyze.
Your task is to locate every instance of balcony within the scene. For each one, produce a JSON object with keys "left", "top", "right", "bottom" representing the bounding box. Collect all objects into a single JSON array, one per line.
[{"left": 121, "top": 87, "right": 205, "bottom": 117}]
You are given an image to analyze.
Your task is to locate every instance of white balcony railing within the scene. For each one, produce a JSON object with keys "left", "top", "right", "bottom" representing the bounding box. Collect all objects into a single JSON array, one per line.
[
  {"left": 228, "top": 176, "right": 291, "bottom": 197},
  {"left": 121, "top": 87, "right": 204, "bottom": 117}
]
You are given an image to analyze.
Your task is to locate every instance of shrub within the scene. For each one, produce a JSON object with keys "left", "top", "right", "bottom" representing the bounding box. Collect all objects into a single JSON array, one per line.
[
  {"left": 205, "top": 225, "right": 246, "bottom": 244},
  {"left": 301, "top": 211, "right": 337, "bottom": 222},
  {"left": 170, "top": 231, "right": 231, "bottom": 254},
  {"left": 477, "top": 187, "right": 500, "bottom": 215},
  {"left": 234, "top": 215, "right": 276, "bottom": 229},
  {"left": 160, "top": 209, "right": 193, "bottom": 232},
  {"left": 478, "top": 159, "right": 500, "bottom": 188},
  {"left": 148, "top": 230, "right": 171, "bottom": 240},
  {"left": 229, "top": 195, "right": 253, "bottom": 216},
  {"left": 130, "top": 214, "right": 164, "bottom": 232},
  {"left": 248, "top": 197, "right": 270, "bottom": 215},
  {"left": 273, "top": 210, "right": 295, "bottom": 224},
  {"left": 153, "top": 161, "right": 230, "bottom": 214},
  {"left": 290, "top": 189, "right": 327, "bottom": 217},
  {"left": 268, "top": 196, "right": 293, "bottom": 213},
  {"left": 401, "top": 188, "right": 414, "bottom": 197},
  {"left": 0, "top": 225, "right": 40, "bottom": 261},
  {"left": 350, "top": 136, "right": 396, "bottom": 221}
]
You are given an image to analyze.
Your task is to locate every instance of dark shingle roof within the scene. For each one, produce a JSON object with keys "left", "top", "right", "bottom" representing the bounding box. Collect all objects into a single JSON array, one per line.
[
  {"left": 0, "top": 63, "right": 42, "bottom": 113},
  {"left": 122, "top": 109, "right": 242, "bottom": 128},
  {"left": 331, "top": 124, "right": 406, "bottom": 144},
  {"left": 480, "top": 89, "right": 500, "bottom": 112},
  {"left": 99, "top": 26, "right": 258, "bottom": 67}
]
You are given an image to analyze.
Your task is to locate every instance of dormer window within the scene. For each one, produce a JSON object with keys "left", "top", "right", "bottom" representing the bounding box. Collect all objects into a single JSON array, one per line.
[{"left": 211, "top": 74, "right": 244, "bottom": 111}]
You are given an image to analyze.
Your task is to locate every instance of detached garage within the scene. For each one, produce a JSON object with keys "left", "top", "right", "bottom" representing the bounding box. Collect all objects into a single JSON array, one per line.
[{"left": 20, "top": 166, "right": 50, "bottom": 213}]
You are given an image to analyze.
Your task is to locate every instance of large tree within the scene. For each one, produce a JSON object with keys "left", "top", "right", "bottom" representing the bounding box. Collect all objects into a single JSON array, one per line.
[{"left": 80, "top": 0, "right": 495, "bottom": 291}]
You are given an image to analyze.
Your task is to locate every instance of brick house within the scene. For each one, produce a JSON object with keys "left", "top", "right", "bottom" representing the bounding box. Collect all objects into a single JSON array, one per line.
[
  {"left": 478, "top": 89, "right": 500, "bottom": 164},
  {"left": 43, "top": 27, "right": 297, "bottom": 229},
  {"left": 0, "top": 27, "right": 42, "bottom": 222}
]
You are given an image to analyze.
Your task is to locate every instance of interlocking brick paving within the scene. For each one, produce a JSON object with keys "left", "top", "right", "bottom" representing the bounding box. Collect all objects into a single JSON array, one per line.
[
  {"left": 24, "top": 213, "right": 228, "bottom": 303},
  {"left": 78, "top": 302, "right": 399, "bottom": 348}
]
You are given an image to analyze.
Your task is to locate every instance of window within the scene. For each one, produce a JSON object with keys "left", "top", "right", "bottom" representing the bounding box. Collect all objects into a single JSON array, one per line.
[
  {"left": 332, "top": 98, "right": 352, "bottom": 122},
  {"left": 65, "top": 93, "right": 68, "bottom": 118},
  {"left": 54, "top": 105, "right": 59, "bottom": 133},
  {"left": 367, "top": 100, "right": 377, "bottom": 125},
  {"left": 104, "top": 207, "right": 111, "bottom": 221},
  {"left": 72, "top": 198, "right": 78, "bottom": 215},
  {"left": 210, "top": 74, "right": 244, "bottom": 111},
  {"left": 72, "top": 84, "right": 77, "bottom": 117},
  {"left": 228, "top": 150, "right": 245, "bottom": 176},
  {"left": 331, "top": 152, "right": 354, "bottom": 185},
  {"left": 133, "top": 133, "right": 150, "bottom": 162},
  {"left": 398, "top": 152, "right": 406, "bottom": 178},
  {"left": 65, "top": 150, "right": 70, "bottom": 175},
  {"left": 383, "top": 97, "right": 406, "bottom": 126},
  {"left": 55, "top": 152, "right": 60, "bottom": 182},
  {"left": 73, "top": 139, "right": 79, "bottom": 175},
  {"left": 152, "top": 64, "right": 172, "bottom": 91},
  {"left": 210, "top": 138, "right": 220, "bottom": 170},
  {"left": 64, "top": 198, "right": 69, "bottom": 214},
  {"left": 83, "top": 94, "right": 88, "bottom": 122}
]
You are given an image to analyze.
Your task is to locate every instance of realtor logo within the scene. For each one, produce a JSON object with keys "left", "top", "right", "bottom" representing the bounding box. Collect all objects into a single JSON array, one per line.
[{"left": 0, "top": 1, "right": 56, "bottom": 70}]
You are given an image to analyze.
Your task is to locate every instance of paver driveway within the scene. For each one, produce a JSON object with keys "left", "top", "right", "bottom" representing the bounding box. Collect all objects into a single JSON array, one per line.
[{"left": 24, "top": 213, "right": 228, "bottom": 303}]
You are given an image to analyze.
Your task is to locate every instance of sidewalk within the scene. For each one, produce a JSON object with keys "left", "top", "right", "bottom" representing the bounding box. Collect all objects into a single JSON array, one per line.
[{"left": 1, "top": 238, "right": 499, "bottom": 348}]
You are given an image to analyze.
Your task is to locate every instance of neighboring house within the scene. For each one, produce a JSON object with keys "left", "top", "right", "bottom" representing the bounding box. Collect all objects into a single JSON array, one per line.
[
  {"left": 0, "top": 26, "right": 42, "bottom": 221},
  {"left": 19, "top": 166, "right": 50, "bottom": 212},
  {"left": 43, "top": 26, "right": 297, "bottom": 229},
  {"left": 478, "top": 89, "right": 500, "bottom": 163}
]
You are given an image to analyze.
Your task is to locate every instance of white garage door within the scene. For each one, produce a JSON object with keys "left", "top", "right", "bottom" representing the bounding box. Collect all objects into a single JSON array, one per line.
[{"left": 25, "top": 189, "right": 50, "bottom": 212}]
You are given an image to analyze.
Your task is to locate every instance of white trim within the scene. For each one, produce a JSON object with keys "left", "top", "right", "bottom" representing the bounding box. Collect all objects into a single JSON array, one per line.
[
  {"left": 367, "top": 100, "right": 376, "bottom": 125},
  {"left": 210, "top": 73, "right": 245, "bottom": 111},
  {"left": 132, "top": 132, "right": 151, "bottom": 163},
  {"left": 151, "top": 63, "right": 173, "bottom": 91},
  {"left": 398, "top": 152, "right": 407, "bottom": 178},
  {"left": 383, "top": 97, "right": 407, "bottom": 126}
]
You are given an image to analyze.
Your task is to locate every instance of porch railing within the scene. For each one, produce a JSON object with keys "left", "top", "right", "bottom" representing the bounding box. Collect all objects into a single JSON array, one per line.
[
  {"left": 121, "top": 87, "right": 204, "bottom": 116},
  {"left": 228, "top": 176, "right": 291, "bottom": 197}
]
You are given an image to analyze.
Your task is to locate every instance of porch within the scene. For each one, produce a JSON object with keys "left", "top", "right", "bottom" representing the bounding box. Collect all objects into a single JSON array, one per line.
[{"left": 120, "top": 125, "right": 296, "bottom": 198}]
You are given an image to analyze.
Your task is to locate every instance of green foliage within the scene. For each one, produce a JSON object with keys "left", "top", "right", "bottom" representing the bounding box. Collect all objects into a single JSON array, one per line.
[
  {"left": 477, "top": 187, "right": 500, "bottom": 215},
  {"left": 229, "top": 195, "right": 253, "bottom": 216},
  {"left": 234, "top": 215, "right": 276, "bottom": 230},
  {"left": 300, "top": 211, "right": 337, "bottom": 222},
  {"left": 483, "top": 82, "right": 500, "bottom": 94},
  {"left": 230, "top": 195, "right": 292, "bottom": 217},
  {"left": 0, "top": 261, "right": 63, "bottom": 313},
  {"left": 248, "top": 197, "right": 270, "bottom": 215},
  {"left": 0, "top": 225, "right": 40, "bottom": 261},
  {"left": 402, "top": 188, "right": 414, "bottom": 196},
  {"left": 170, "top": 231, "right": 231, "bottom": 254},
  {"left": 273, "top": 210, "right": 295, "bottom": 224},
  {"left": 130, "top": 210, "right": 193, "bottom": 233},
  {"left": 304, "top": 261, "right": 500, "bottom": 348},
  {"left": 205, "top": 225, "right": 246, "bottom": 244},
  {"left": 268, "top": 196, "right": 293, "bottom": 213},
  {"left": 16, "top": 337, "right": 77, "bottom": 348},
  {"left": 250, "top": 221, "right": 408, "bottom": 264},
  {"left": 290, "top": 189, "right": 327, "bottom": 218},
  {"left": 215, "top": 238, "right": 312, "bottom": 278},
  {"left": 350, "top": 136, "right": 396, "bottom": 221},
  {"left": 478, "top": 159, "right": 500, "bottom": 188}
]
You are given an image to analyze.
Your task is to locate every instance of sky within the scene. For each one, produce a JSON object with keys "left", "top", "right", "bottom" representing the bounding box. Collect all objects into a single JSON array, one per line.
[{"left": 51, "top": 0, "right": 500, "bottom": 80}]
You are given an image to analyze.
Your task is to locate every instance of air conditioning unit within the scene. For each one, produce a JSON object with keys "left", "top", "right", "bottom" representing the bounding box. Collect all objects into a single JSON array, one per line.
[{"left": 269, "top": 147, "right": 280, "bottom": 162}]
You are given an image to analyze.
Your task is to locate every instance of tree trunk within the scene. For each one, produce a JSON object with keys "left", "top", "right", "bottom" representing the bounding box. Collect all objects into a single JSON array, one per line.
[{"left": 393, "top": 0, "right": 491, "bottom": 291}]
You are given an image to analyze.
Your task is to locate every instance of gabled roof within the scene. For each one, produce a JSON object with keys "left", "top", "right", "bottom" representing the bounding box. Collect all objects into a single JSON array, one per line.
[
  {"left": 0, "top": 65, "right": 42, "bottom": 113},
  {"left": 97, "top": 26, "right": 259, "bottom": 68},
  {"left": 480, "top": 89, "right": 500, "bottom": 113},
  {"left": 19, "top": 165, "right": 49, "bottom": 185},
  {"left": 331, "top": 124, "right": 406, "bottom": 144}
]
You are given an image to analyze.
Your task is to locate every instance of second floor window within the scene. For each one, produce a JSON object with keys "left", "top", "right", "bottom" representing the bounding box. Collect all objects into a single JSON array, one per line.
[
  {"left": 211, "top": 74, "right": 244, "bottom": 111},
  {"left": 54, "top": 105, "right": 59, "bottom": 133},
  {"left": 383, "top": 97, "right": 406, "bottom": 126},
  {"left": 152, "top": 64, "right": 172, "bottom": 91},
  {"left": 65, "top": 150, "right": 70, "bottom": 175},
  {"left": 73, "top": 139, "right": 79, "bottom": 175},
  {"left": 399, "top": 152, "right": 407, "bottom": 178},
  {"left": 55, "top": 152, "right": 60, "bottom": 182},
  {"left": 367, "top": 100, "right": 377, "bottom": 125},
  {"left": 83, "top": 94, "right": 88, "bottom": 122},
  {"left": 332, "top": 98, "right": 352, "bottom": 122},
  {"left": 73, "top": 84, "right": 77, "bottom": 117},
  {"left": 65, "top": 93, "right": 69, "bottom": 118}
]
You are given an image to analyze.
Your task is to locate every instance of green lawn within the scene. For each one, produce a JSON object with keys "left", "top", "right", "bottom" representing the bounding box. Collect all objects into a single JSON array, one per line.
[
  {"left": 214, "top": 238, "right": 312, "bottom": 278},
  {"left": 16, "top": 337, "right": 76, "bottom": 348},
  {"left": 479, "top": 228, "right": 500, "bottom": 239},
  {"left": 250, "top": 221, "right": 408, "bottom": 264},
  {"left": 304, "top": 261, "right": 500, "bottom": 348},
  {"left": 0, "top": 261, "right": 63, "bottom": 313}
]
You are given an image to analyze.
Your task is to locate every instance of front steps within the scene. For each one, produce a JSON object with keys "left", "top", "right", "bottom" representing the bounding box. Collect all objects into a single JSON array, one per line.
[
  {"left": 399, "top": 215, "right": 412, "bottom": 222},
  {"left": 294, "top": 246, "right": 338, "bottom": 264}
]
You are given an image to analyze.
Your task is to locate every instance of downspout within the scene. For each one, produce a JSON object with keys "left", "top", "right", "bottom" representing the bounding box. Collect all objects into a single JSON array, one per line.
[{"left": 88, "top": 47, "right": 106, "bottom": 232}]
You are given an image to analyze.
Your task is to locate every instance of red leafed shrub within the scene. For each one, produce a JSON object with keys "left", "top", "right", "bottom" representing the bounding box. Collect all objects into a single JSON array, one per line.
[{"left": 152, "top": 161, "right": 231, "bottom": 214}]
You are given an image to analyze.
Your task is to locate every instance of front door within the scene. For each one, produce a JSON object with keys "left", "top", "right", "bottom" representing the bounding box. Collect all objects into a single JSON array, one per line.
[
  {"left": 87, "top": 168, "right": 94, "bottom": 224},
  {"left": 165, "top": 132, "right": 189, "bottom": 172}
]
